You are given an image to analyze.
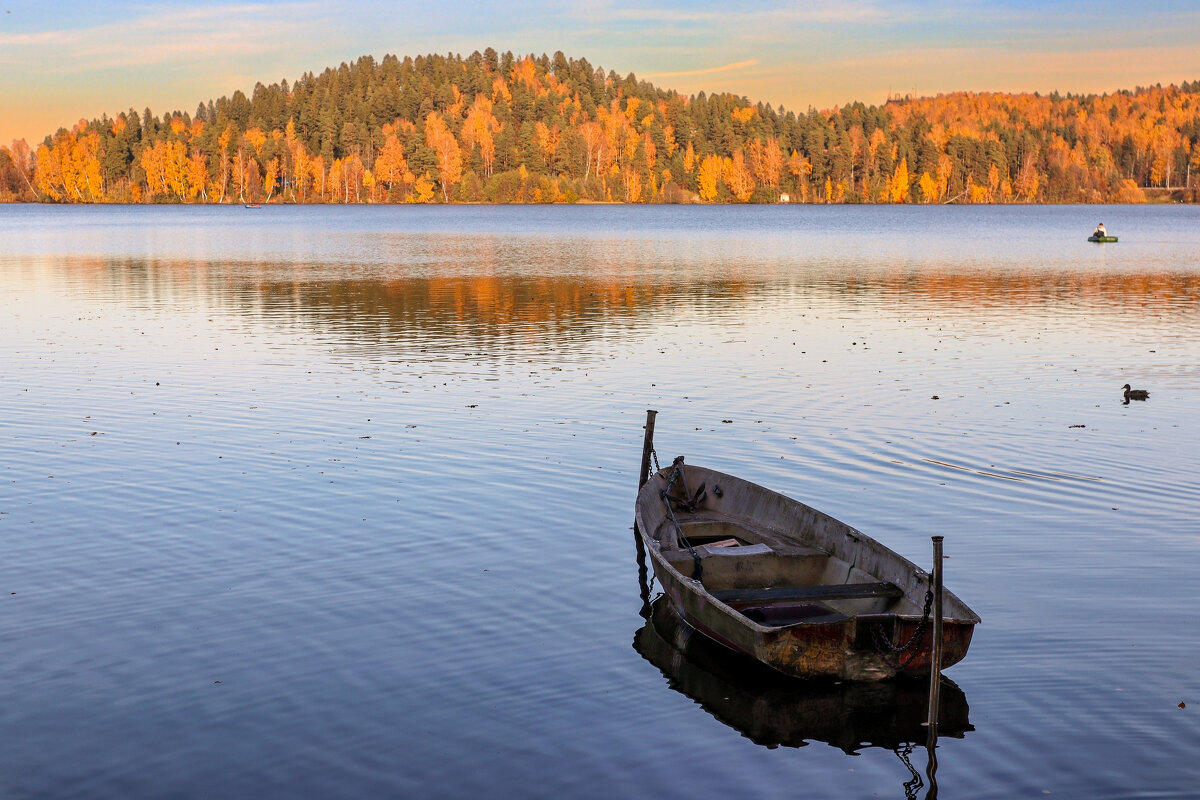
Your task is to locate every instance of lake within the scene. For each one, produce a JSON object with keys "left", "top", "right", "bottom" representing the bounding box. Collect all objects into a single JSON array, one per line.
[{"left": 2, "top": 203, "right": 1198, "bottom": 799}]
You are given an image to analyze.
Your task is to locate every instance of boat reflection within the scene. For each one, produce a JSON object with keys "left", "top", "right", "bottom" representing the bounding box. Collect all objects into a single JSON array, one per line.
[{"left": 633, "top": 596, "right": 973, "bottom": 754}]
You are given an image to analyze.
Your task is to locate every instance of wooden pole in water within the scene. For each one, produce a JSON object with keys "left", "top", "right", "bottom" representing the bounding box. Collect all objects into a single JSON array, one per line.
[
  {"left": 926, "top": 536, "right": 945, "bottom": 730},
  {"left": 634, "top": 410, "right": 658, "bottom": 618},
  {"left": 638, "top": 410, "right": 658, "bottom": 489}
]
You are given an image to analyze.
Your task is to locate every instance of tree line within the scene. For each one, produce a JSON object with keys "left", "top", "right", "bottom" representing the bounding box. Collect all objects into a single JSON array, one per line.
[{"left": 2, "top": 49, "right": 1199, "bottom": 204}]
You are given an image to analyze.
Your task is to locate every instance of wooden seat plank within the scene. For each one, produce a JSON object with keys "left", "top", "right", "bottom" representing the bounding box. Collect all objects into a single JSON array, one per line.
[{"left": 712, "top": 582, "right": 902, "bottom": 605}]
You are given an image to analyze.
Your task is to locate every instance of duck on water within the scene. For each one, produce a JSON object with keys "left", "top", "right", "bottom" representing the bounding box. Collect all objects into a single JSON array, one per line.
[{"left": 1122, "top": 384, "right": 1149, "bottom": 402}]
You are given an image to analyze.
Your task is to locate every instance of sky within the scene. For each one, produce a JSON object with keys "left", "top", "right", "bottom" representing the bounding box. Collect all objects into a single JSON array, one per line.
[{"left": 2, "top": 0, "right": 1199, "bottom": 146}]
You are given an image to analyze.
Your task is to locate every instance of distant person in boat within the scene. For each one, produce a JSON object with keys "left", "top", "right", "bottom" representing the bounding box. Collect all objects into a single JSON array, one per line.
[{"left": 1093, "top": 222, "right": 1107, "bottom": 237}]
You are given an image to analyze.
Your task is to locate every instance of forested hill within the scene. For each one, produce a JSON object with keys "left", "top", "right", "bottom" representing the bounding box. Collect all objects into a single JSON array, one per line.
[{"left": 2, "top": 49, "right": 1199, "bottom": 204}]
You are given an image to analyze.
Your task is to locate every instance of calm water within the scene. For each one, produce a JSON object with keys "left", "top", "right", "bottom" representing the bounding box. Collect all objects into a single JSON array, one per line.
[{"left": 2, "top": 204, "right": 1198, "bottom": 799}]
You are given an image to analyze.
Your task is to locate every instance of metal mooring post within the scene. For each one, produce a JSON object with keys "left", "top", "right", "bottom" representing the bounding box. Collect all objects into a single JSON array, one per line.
[
  {"left": 926, "top": 536, "right": 945, "bottom": 730},
  {"left": 638, "top": 410, "right": 658, "bottom": 489}
]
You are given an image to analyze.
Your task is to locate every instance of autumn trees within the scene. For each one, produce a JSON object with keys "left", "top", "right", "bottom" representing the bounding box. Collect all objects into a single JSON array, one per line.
[
  {"left": 10, "top": 52, "right": 1200, "bottom": 205},
  {"left": 0, "top": 139, "right": 38, "bottom": 201},
  {"left": 33, "top": 124, "right": 105, "bottom": 202}
]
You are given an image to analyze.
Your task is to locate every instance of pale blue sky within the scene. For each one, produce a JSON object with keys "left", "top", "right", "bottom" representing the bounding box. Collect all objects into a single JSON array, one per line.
[{"left": 2, "top": 0, "right": 1199, "bottom": 145}]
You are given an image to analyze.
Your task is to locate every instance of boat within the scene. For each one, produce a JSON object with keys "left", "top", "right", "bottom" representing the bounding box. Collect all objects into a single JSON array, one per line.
[
  {"left": 244, "top": 203, "right": 263, "bottom": 209},
  {"left": 634, "top": 596, "right": 973, "bottom": 751},
  {"left": 1088, "top": 235, "right": 1117, "bottom": 242},
  {"left": 634, "top": 453, "right": 979, "bottom": 681}
]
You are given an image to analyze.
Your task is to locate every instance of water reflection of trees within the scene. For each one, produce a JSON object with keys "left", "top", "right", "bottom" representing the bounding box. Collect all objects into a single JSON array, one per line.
[
  {"left": 839, "top": 269, "right": 1200, "bottom": 313},
  {"left": 46, "top": 256, "right": 1200, "bottom": 349},
  {"left": 67, "top": 257, "right": 759, "bottom": 349}
]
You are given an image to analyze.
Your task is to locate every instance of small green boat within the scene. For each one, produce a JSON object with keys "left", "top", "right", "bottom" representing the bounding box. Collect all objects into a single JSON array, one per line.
[{"left": 1088, "top": 235, "right": 1118, "bottom": 243}]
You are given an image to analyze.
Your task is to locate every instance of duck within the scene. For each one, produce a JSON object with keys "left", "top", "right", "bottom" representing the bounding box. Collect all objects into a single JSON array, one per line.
[{"left": 1122, "top": 384, "right": 1149, "bottom": 401}]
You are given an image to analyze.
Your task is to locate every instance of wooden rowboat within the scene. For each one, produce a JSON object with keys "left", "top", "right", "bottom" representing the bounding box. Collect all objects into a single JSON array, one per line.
[
  {"left": 634, "top": 456, "right": 979, "bottom": 681},
  {"left": 1088, "top": 235, "right": 1118, "bottom": 242}
]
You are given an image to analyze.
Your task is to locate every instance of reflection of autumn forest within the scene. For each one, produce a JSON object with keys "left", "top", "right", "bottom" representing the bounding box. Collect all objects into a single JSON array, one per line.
[
  {"left": 59, "top": 257, "right": 1200, "bottom": 346},
  {"left": 3, "top": 50, "right": 1199, "bottom": 204}
]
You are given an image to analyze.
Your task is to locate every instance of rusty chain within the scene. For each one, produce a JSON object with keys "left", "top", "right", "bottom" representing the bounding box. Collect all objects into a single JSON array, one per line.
[{"left": 872, "top": 586, "right": 935, "bottom": 667}]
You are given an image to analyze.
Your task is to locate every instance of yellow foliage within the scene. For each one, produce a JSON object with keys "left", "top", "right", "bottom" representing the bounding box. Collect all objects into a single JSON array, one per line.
[
  {"left": 918, "top": 171, "right": 938, "bottom": 203},
  {"left": 623, "top": 165, "right": 642, "bottom": 202},
  {"left": 512, "top": 57, "right": 542, "bottom": 94},
  {"left": 535, "top": 121, "right": 560, "bottom": 163},
  {"left": 731, "top": 107, "right": 756, "bottom": 124},
  {"left": 35, "top": 130, "right": 105, "bottom": 202},
  {"left": 747, "top": 137, "right": 783, "bottom": 188},
  {"left": 187, "top": 153, "right": 208, "bottom": 200},
  {"left": 1015, "top": 156, "right": 1040, "bottom": 201},
  {"left": 889, "top": 158, "right": 910, "bottom": 203},
  {"left": 968, "top": 177, "right": 990, "bottom": 203},
  {"left": 723, "top": 150, "right": 754, "bottom": 202},
  {"left": 491, "top": 75, "right": 511, "bottom": 103},
  {"left": 462, "top": 95, "right": 501, "bottom": 176},
  {"left": 697, "top": 154, "right": 722, "bottom": 201},
  {"left": 263, "top": 157, "right": 280, "bottom": 200},
  {"left": 244, "top": 128, "right": 267, "bottom": 154},
  {"left": 1115, "top": 178, "right": 1147, "bottom": 203},
  {"left": 425, "top": 111, "right": 462, "bottom": 201},
  {"left": 662, "top": 124, "right": 677, "bottom": 157},
  {"left": 447, "top": 85, "right": 465, "bottom": 119}
]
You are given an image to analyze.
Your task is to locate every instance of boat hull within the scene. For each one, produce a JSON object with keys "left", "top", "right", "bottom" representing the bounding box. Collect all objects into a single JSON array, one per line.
[
  {"left": 1088, "top": 235, "right": 1118, "bottom": 242},
  {"left": 635, "top": 463, "right": 979, "bottom": 681},
  {"left": 634, "top": 597, "right": 974, "bottom": 750},
  {"left": 661, "top": 573, "right": 974, "bottom": 680}
]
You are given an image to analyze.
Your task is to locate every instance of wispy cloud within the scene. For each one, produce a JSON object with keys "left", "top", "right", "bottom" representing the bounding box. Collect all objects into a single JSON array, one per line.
[
  {"left": 642, "top": 59, "right": 759, "bottom": 79},
  {"left": 0, "top": 3, "right": 337, "bottom": 71},
  {"left": 574, "top": 0, "right": 895, "bottom": 26}
]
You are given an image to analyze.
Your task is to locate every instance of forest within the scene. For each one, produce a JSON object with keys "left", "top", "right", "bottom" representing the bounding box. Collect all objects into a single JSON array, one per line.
[{"left": 2, "top": 49, "right": 1199, "bottom": 204}]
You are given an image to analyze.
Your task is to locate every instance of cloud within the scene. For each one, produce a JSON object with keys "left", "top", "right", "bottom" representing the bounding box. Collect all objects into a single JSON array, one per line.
[
  {"left": 574, "top": 0, "right": 894, "bottom": 26},
  {"left": 818, "top": 40, "right": 1200, "bottom": 90},
  {"left": 745, "top": 39, "right": 1200, "bottom": 114},
  {"left": 642, "top": 59, "right": 759, "bottom": 79},
  {"left": 0, "top": 3, "right": 337, "bottom": 71}
]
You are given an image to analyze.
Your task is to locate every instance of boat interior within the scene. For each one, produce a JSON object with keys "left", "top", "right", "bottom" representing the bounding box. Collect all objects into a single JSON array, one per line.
[{"left": 654, "top": 515, "right": 925, "bottom": 627}]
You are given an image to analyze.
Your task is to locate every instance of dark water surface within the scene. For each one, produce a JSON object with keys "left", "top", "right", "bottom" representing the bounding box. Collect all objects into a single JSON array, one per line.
[{"left": 2, "top": 204, "right": 1198, "bottom": 798}]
